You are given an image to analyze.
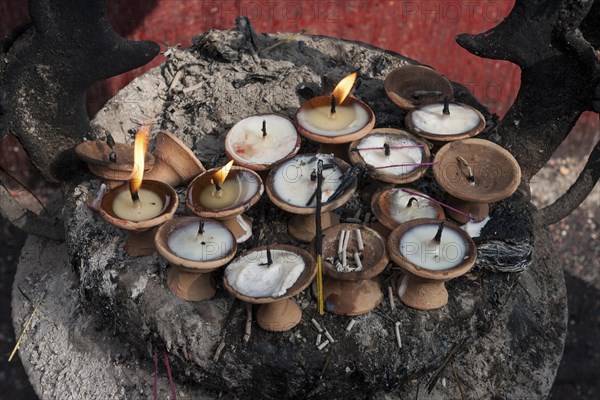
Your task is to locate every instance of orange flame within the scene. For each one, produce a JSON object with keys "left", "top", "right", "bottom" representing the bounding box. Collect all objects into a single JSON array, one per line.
[
  {"left": 331, "top": 71, "right": 358, "bottom": 105},
  {"left": 212, "top": 160, "right": 234, "bottom": 186},
  {"left": 129, "top": 124, "right": 150, "bottom": 195}
]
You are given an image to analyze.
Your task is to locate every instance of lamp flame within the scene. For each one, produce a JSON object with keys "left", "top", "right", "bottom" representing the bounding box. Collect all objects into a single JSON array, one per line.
[
  {"left": 212, "top": 160, "right": 234, "bottom": 187},
  {"left": 129, "top": 124, "right": 150, "bottom": 197},
  {"left": 331, "top": 71, "right": 358, "bottom": 105}
]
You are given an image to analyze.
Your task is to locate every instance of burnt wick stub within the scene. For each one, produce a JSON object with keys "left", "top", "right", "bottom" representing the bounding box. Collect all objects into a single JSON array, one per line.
[
  {"left": 443, "top": 96, "right": 450, "bottom": 115},
  {"left": 330, "top": 94, "right": 337, "bottom": 115},
  {"left": 109, "top": 151, "right": 117, "bottom": 163},
  {"left": 197, "top": 220, "right": 205, "bottom": 236},
  {"left": 384, "top": 143, "right": 391, "bottom": 156},
  {"left": 262, "top": 119, "right": 267, "bottom": 137},
  {"left": 407, "top": 197, "right": 419, "bottom": 207},
  {"left": 457, "top": 156, "right": 475, "bottom": 184},
  {"left": 106, "top": 133, "right": 116, "bottom": 149},
  {"left": 432, "top": 221, "right": 445, "bottom": 243}
]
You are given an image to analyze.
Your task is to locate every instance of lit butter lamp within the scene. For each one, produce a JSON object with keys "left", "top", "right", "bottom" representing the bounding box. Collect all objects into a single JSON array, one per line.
[
  {"left": 388, "top": 219, "right": 477, "bottom": 310},
  {"left": 384, "top": 64, "right": 454, "bottom": 110},
  {"left": 370, "top": 188, "right": 445, "bottom": 238},
  {"left": 432, "top": 138, "right": 522, "bottom": 224},
  {"left": 155, "top": 217, "right": 237, "bottom": 301},
  {"left": 266, "top": 153, "right": 357, "bottom": 243},
  {"left": 295, "top": 71, "right": 375, "bottom": 160},
  {"left": 314, "top": 223, "right": 389, "bottom": 316},
  {"left": 405, "top": 97, "right": 486, "bottom": 142},
  {"left": 187, "top": 161, "right": 263, "bottom": 243},
  {"left": 144, "top": 130, "right": 206, "bottom": 187},
  {"left": 99, "top": 128, "right": 178, "bottom": 256},
  {"left": 75, "top": 131, "right": 155, "bottom": 189},
  {"left": 225, "top": 114, "right": 301, "bottom": 172},
  {"left": 223, "top": 244, "right": 316, "bottom": 332}
]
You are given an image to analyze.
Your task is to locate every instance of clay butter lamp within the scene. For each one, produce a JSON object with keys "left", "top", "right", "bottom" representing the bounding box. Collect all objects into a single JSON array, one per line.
[
  {"left": 144, "top": 130, "right": 206, "bottom": 187},
  {"left": 225, "top": 114, "right": 301, "bottom": 173},
  {"left": 223, "top": 244, "right": 317, "bottom": 332},
  {"left": 432, "top": 138, "right": 522, "bottom": 224},
  {"left": 384, "top": 64, "right": 453, "bottom": 110},
  {"left": 405, "top": 97, "right": 486, "bottom": 143},
  {"left": 266, "top": 153, "right": 357, "bottom": 243},
  {"left": 155, "top": 217, "right": 237, "bottom": 301},
  {"left": 388, "top": 218, "right": 477, "bottom": 310},
  {"left": 316, "top": 223, "right": 389, "bottom": 316},
  {"left": 75, "top": 133, "right": 155, "bottom": 189},
  {"left": 99, "top": 130, "right": 178, "bottom": 256},
  {"left": 370, "top": 187, "right": 445, "bottom": 238},
  {"left": 187, "top": 161, "right": 264, "bottom": 243},
  {"left": 295, "top": 71, "right": 375, "bottom": 160}
]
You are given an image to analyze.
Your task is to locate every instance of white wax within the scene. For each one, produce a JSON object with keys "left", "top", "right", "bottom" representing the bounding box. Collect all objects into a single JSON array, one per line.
[
  {"left": 461, "top": 216, "right": 490, "bottom": 238},
  {"left": 297, "top": 102, "right": 370, "bottom": 137},
  {"left": 390, "top": 192, "right": 439, "bottom": 223},
  {"left": 400, "top": 224, "right": 468, "bottom": 270},
  {"left": 411, "top": 103, "right": 482, "bottom": 135},
  {"left": 271, "top": 154, "right": 343, "bottom": 207},
  {"left": 167, "top": 221, "right": 235, "bottom": 262},
  {"left": 225, "top": 250, "right": 305, "bottom": 298},
  {"left": 358, "top": 135, "right": 423, "bottom": 176},
  {"left": 112, "top": 188, "right": 164, "bottom": 221},
  {"left": 226, "top": 115, "right": 298, "bottom": 165}
]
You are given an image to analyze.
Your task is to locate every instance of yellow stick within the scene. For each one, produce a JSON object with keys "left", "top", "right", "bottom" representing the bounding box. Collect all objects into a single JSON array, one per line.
[
  {"left": 317, "top": 255, "right": 324, "bottom": 315},
  {"left": 9, "top": 301, "right": 41, "bottom": 362}
]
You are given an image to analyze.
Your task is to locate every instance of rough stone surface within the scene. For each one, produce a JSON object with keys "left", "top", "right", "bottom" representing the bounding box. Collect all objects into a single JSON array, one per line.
[{"left": 41, "top": 30, "right": 566, "bottom": 399}]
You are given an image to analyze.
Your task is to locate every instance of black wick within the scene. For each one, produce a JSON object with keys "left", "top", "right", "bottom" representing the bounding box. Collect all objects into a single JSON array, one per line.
[
  {"left": 433, "top": 221, "right": 445, "bottom": 243},
  {"left": 442, "top": 96, "right": 450, "bottom": 115},
  {"left": 407, "top": 197, "right": 419, "bottom": 207},
  {"left": 106, "top": 133, "right": 117, "bottom": 163},
  {"left": 384, "top": 143, "right": 391, "bottom": 156},
  {"left": 197, "top": 220, "right": 205, "bottom": 236},
  {"left": 214, "top": 180, "right": 222, "bottom": 191},
  {"left": 260, "top": 246, "right": 273, "bottom": 266},
  {"left": 261, "top": 119, "right": 267, "bottom": 137},
  {"left": 330, "top": 94, "right": 337, "bottom": 115}
]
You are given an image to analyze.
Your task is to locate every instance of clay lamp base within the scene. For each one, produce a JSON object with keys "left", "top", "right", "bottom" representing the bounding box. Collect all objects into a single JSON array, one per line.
[
  {"left": 370, "top": 187, "right": 445, "bottom": 238},
  {"left": 223, "top": 244, "right": 317, "bottom": 332},
  {"left": 384, "top": 64, "right": 454, "bottom": 110},
  {"left": 186, "top": 166, "right": 264, "bottom": 243},
  {"left": 314, "top": 223, "right": 389, "bottom": 316},
  {"left": 387, "top": 218, "right": 477, "bottom": 310},
  {"left": 224, "top": 114, "right": 301, "bottom": 175},
  {"left": 432, "top": 138, "right": 522, "bottom": 224},
  {"left": 155, "top": 217, "right": 237, "bottom": 301},
  {"left": 295, "top": 95, "right": 375, "bottom": 161},
  {"left": 405, "top": 100, "right": 486, "bottom": 144},
  {"left": 75, "top": 140, "right": 155, "bottom": 189},
  {"left": 99, "top": 180, "right": 178, "bottom": 257},
  {"left": 144, "top": 131, "right": 206, "bottom": 187},
  {"left": 266, "top": 153, "right": 357, "bottom": 243}
]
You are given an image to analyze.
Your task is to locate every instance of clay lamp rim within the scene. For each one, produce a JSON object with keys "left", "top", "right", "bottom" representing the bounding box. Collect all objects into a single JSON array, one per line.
[
  {"left": 348, "top": 128, "right": 432, "bottom": 184},
  {"left": 99, "top": 180, "right": 179, "bottom": 232},
  {"left": 75, "top": 140, "right": 155, "bottom": 171},
  {"left": 222, "top": 244, "right": 317, "bottom": 304},
  {"left": 186, "top": 166, "right": 264, "bottom": 219},
  {"left": 387, "top": 218, "right": 477, "bottom": 281},
  {"left": 371, "top": 188, "right": 445, "bottom": 231},
  {"left": 313, "top": 223, "right": 389, "bottom": 281},
  {"left": 405, "top": 102, "right": 486, "bottom": 142},
  {"left": 155, "top": 130, "right": 205, "bottom": 172},
  {"left": 154, "top": 216, "right": 237, "bottom": 273},
  {"left": 432, "top": 138, "right": 522, "bottom": 203},
  {"left": 294, "top": 95, "right": 376, "bottom": 144},
  {"left": 384, "top": 64, "right": 454, "bottom": 110},
  {"left": 265, "top": 154, "right": 357, "bottom": 215},
  {"left": 224, "top": 113, "right": 302, "bottom": 171}
]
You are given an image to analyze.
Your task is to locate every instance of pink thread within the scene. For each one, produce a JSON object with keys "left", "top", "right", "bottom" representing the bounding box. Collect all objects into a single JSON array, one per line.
[
  {"left": 164, "top": 351, "right": 177, "bottom": 400},
  {"left": 354, "top": 144, "right": 424, "bottom": 151},
  {"left": 153, "top": 350, "right": 158, "bottom": 400}
]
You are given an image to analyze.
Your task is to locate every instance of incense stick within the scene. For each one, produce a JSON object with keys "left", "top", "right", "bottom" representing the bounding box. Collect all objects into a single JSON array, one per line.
[
  {"left": 315, "top": 160, "right": 325, "bottom": 315},
  {"left": 8, "top": 300, "right": 41, "bottom": 362},
  {"left": 400, "top": 188, "right": 472, "bottom": 220}
]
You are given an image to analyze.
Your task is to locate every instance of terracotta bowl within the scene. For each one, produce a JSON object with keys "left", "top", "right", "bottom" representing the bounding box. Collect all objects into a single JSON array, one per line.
[
  {"left": 187, "top": 166, "right": 264, "bottom": 242},
  {"left": 313, "top": 223, "right": 389, "bottom": 316},
  {"left": 370, "top": 188, "right": 445, "bottom": 232},
  {"left": 223, "top": 244, "right": 316, "bottom": 332},
  {"left": 99, "top": 180, "right": 178, "bottom": 256},
  {"left": 384, "top": 65, "right": 453, "bottom": 110},
  {"left": 75, "top": 140, "right": 155, "bottom": 185},
  {"left": 155, "top": 216, "right": 237, "bottom": 301},
  {"left": 387, "top": 218, "right": 477, "bottom": 310},
  {"left": 224, "top": 114, "right": 301, "bottom": 172},
  {"left": 144, "top": 131, "right": 205, "bottom": 187},
  {"left": 348, "top": 128, "right": 431, "bottom": 184}
]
